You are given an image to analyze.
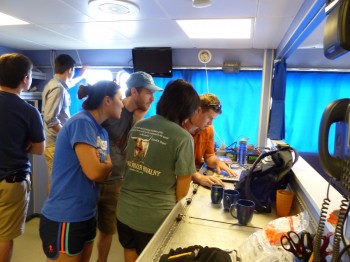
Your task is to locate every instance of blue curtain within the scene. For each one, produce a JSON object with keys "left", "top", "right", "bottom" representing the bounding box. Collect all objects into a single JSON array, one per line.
[
  {"left": 68, "top": 68, "right": 87, "bottom": 116},
  {"left": 285, "top": 71, "right": 350, "bottom": 153},
  {"left": 146, "top": 69, "right": 262, "bottom": 147},
  {"left": 68, "top": 68, "right": 263, "bottom": 148},
  {"left": 68, "top": 68, "right": 350, "bottom": 154},
  {"left": 268, "top": 60, "right": 286, "bottom": 140}
]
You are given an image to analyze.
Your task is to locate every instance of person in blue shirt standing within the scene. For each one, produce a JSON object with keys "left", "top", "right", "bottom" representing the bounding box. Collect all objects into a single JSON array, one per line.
[
  {"left": 0, "top": 53, "right": 45, "bottom": 262},
  {"left": 39, "top": 80, "right": 123, "bottom": 262}
]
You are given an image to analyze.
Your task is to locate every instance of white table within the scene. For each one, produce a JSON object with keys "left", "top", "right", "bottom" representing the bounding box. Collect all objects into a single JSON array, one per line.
[{"left": 137, "top": 182, "right": 277, "bottom": 261}]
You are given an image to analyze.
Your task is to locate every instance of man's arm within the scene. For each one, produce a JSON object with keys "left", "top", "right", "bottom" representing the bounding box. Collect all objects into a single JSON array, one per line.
[
  {"left": 67, "top": 65, "right": 88, "bottom": 88},
  {"left": 26, "top": 141, "right": 45, "bottom": 155},
  {"left": 43, "top": 86, "right": 64, "bottom": 132},
  {"left": 192, "top": 172, "right": 224, "bottom": 187},
  {"left": 50, "top": 123, "right": 62, "bottom": 133}
]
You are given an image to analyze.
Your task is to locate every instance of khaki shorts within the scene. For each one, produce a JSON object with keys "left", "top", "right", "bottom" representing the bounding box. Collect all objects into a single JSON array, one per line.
[
  {"left": 0, "top": 178, "right": 30, "bottom": 241},
  {"left": 97, "top": 180, "right": 123, "bottom": 234},
  {"left": 44, "top": 145, "right": 55, "bottom": 178}
]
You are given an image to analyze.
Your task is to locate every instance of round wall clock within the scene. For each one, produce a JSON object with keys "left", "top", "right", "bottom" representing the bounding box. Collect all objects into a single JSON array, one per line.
[{"left": 198, "top": 50, "right": 212, "bottom": 63}]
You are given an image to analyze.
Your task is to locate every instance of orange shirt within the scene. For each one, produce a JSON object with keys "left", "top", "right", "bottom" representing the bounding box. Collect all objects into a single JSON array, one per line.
[{"left": 191, "top": 125, "right": 215, "bottom": 167}]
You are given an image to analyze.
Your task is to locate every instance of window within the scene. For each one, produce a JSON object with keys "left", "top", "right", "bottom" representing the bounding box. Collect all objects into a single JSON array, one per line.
[
  {"left": 116, "top": 70, "right": 130, "bottom": 98},
  {"left": 84, "top": 69, "right": 113, "bottom": 84}
]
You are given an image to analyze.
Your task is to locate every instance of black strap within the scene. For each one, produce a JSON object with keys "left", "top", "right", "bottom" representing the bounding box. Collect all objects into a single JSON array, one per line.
[{"left": 4, "top": 172, "right": 30, "bottom": 183}]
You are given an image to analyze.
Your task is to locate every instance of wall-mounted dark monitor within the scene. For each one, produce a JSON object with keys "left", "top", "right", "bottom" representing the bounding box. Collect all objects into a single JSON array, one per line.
[{"left": 132, "top": 47, "right": 173, "bottom": 77}]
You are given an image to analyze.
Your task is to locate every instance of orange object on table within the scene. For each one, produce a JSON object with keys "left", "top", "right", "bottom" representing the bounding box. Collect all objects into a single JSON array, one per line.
[{"left": 327, "top": 209, "right": 339, "bottom": 225}]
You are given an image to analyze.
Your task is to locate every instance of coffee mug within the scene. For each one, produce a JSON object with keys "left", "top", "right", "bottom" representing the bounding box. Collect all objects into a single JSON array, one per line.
[
  {"left": 211, "top": 184, "right": 224, "bottom": 204},
  {"left": 223, "top": 189, "right": 240, "bottom": 211},
  {"left": 230, "top": 199, "right": 255, "bottom": 225}
]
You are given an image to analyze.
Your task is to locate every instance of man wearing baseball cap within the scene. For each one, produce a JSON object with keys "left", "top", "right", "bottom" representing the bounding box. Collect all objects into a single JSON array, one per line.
[
  {"left": 126, "top": 71, "right": 163, "bottom": 92},
  {"left": 97, "top": 71, "right": 162, "bottom": 262}
]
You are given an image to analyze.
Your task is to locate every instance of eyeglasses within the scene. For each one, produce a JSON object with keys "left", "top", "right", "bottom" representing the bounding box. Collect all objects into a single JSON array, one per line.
[{"left": 208, "top": 103, "right": 222, "bottom": 111}]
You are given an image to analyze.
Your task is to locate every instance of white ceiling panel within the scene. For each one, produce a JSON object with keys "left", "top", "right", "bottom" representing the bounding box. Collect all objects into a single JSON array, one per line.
[
  {"left": 161, "top": 0, "right": 258, "bottom": 19},
  {"left": 0, "top": 0, "right": 92, "bottom": 24},
  {"left": 0, "top": 31, "right": 51, "bottom": 49},
  {"left": 254, "top": 17, "right": 296, "bottom": 49},
  {"left": 257, "top": 0, "right": 304, "bottom": 18},
  {"left": 0, "top": 0, "right": 326, "bottom": 52},
  {"left": 107, "top": 20, "right": 188, "bottom": 42},
  {"left": 41, "top": 22, "right": 128, "bottom": 42}
]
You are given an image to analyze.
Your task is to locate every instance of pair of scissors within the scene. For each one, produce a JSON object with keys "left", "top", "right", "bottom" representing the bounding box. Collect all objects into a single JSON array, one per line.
[{"left": 280, "top": 230, "right": 313, "bottom": 261}]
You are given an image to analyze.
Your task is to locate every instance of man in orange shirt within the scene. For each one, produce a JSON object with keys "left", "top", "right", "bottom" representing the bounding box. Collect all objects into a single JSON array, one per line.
[{"left": 184, "top": 93, "right": 236, "bottom": 187}]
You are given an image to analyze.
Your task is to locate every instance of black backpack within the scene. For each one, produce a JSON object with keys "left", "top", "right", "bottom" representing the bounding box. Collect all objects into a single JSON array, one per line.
[
  {"left": 159, "top": 245, "right": 231, "bottom": 262},
  {"left": 235, "top": 146, "right": 299, "bottom": 213}
]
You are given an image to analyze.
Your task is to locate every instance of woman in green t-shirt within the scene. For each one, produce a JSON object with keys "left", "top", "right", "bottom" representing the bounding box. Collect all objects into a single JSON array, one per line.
[{"left": 117, "top": 79, "right": 200, "bottom": 262}]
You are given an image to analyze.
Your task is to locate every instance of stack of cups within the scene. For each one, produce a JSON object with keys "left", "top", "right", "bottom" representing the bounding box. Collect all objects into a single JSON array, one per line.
[{"left": 276, "top": 189, "right": 294, "bottom": 217}]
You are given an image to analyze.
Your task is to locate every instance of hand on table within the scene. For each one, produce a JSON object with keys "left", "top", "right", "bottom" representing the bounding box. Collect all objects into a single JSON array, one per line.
[
  {"left": 192, "top": 172, "right": 225, "bottom": 188},
  {"left": 215, "top": 161, "right": 238, "bottom": 177}
]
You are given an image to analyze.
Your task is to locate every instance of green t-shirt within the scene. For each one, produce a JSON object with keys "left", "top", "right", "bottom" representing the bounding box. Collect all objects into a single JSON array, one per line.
[{"left": 117, "top": 115, "right": 196, "bottom": 233}]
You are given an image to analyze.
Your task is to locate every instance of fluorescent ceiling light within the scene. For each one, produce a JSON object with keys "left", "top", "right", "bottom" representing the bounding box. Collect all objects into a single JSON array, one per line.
[
  {"left": 0, "top": 12, "right": 29, "bottom": 26},
  {"left": 176, "top": 19, "right": 252, "bottom": 39}
]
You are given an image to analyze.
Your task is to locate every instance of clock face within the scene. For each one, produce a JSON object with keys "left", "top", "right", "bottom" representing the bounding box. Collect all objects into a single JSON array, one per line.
[{"left": 198, "top": 50, "right": 212, "bottom": 63}]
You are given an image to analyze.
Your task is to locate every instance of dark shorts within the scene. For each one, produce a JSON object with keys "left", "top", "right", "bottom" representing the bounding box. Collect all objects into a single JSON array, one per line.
[
  {"left": 97, "top": 181, "right": 122, "bottom": 234},
  {"left": 39, "top": 215, "right": 96, "bottom": 259},
  {"left": 117, "top": 219, "right": 154, "bottom": 255}
]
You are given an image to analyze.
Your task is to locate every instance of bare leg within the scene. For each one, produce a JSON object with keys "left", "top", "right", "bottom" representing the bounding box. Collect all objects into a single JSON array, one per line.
[
  {"left": 81, "top": 241, "right": 94, "bottom": 262},
  {"left": 46, "top": 241, "right": 93, "bottom": 262},
  {"left": 97, "top": 230, "right": 113, "bottom": 262},
  {"left": 124, "top": 248, "right": 138, "bottom": 262},
  {"left": 0, "top": 240, "right": 13, "bottom": 262}
]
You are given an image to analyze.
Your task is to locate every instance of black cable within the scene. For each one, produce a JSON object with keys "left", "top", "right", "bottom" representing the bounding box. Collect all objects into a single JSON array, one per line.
[
  {"left": 225, "top": 141, "right": 237, "bottom": 150},
  {"left": 188, "top": 216, "right": 263, "bottom": 229},
  {"left": 336, "top": 201, "right": 350, "bottom": 261},
  {"left": 332, "top": 196, "right": 349, "bottom": 261},
  {"left": 313, "top": 177, "right": 332, "bottom": 262},
  {"left": 341, "top": 203, "right": 350, "bottom": 258},
  {"left": 336, "top": 244, "right": 350, "bottom": 262}
]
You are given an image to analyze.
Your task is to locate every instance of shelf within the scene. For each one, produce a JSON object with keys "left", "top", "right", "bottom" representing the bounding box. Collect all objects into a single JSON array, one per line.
[
  {"left": 20, "top": 91, "right": 42, "bottom": 100},
  {"left": 32, "top": 71, "right": 46, "bottom": 80}
]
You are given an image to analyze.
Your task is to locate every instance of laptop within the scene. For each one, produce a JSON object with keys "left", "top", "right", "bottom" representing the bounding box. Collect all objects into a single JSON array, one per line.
[{"left": 198, "top": 163, "right": 247, "bottom": 183}]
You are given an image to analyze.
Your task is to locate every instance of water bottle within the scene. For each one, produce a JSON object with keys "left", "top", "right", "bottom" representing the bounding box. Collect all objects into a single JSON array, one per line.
[{"left": 238, "top": 140, "right": 247, "bottom": 165}]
